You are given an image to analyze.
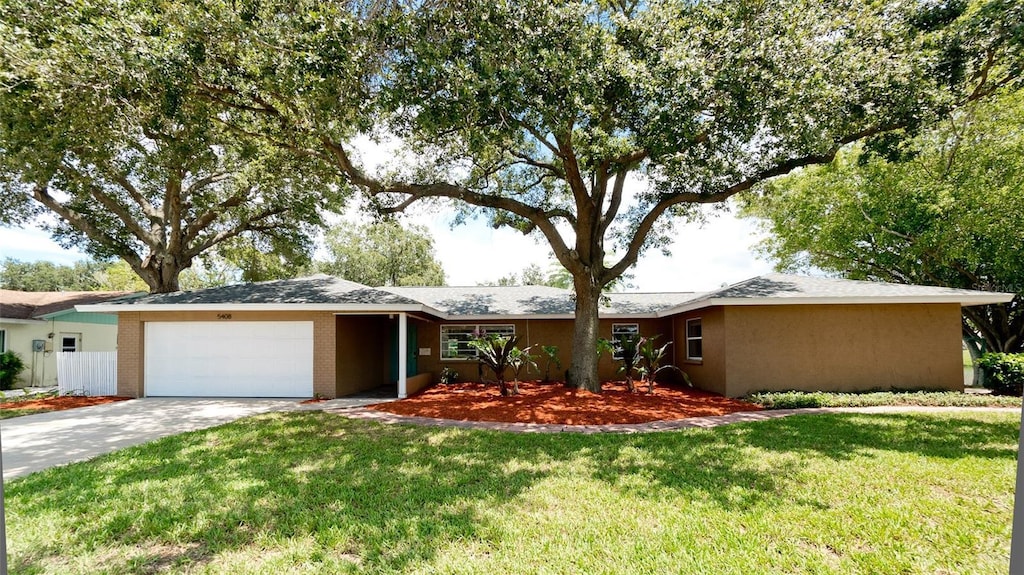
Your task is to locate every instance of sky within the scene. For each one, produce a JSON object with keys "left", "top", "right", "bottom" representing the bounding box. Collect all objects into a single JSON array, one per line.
[
  {"left": 0, "top": 205, "right": 775, "bottom": 293},
  {"left": 0, "top": 135, "right": 777, "bottom": 292}
]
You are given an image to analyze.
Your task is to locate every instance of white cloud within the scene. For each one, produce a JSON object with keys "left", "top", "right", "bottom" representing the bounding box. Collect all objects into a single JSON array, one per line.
[{"left": 0, "top": 227, "right": 86, "bottom": 264}]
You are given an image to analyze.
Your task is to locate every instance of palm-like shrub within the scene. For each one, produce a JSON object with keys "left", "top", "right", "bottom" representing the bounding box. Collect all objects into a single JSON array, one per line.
[
  {"left": 508, "top": 345, "right": 537, "bottom": 395},
  {"left": 469, "top": 334, "right": 519, "bottom": 396},
  {"left": 637, "top": 336, "right": 672, "bottom": 394},
  {"left": 540, "top": 345, "right": 561, "bottom": 383},
  {"left": 616, "top": 334, "right": 643, "bottom": 393}
]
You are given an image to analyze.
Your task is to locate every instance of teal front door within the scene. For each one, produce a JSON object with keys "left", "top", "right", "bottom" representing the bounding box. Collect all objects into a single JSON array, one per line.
[{"left": 390, "top": 323, "right": 418, "bottom": 382}]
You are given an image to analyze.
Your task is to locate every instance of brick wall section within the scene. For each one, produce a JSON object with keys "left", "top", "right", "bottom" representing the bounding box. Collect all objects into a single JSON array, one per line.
[
  {"left": 116, "top": 312, "right": 143, "bottom": 397},
  {"left": 312, "top": 312, "right": 338, "bottom": 398}
]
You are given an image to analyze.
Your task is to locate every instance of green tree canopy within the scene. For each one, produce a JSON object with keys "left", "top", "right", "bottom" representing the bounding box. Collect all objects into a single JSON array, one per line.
[
  {"left": 0, "top": 258, "right": 106, "bottom": 292},
  {"left": 741, "top": 90, "right": 1024, "bottom": 357},
  {"left": 0, "top": 0, "right": 347, "bottom": 293},
  {"left": 199, "top": 0, "right": 1022, "bottom": 390},
  {"left": 317, "top": 220, "right": 446, "bottom": 287}
]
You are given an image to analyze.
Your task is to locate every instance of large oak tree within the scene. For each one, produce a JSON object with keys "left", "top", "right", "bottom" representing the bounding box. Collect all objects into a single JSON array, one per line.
[
  {"left": 0, "top": 0, "right": 347, "bottom": 293},
  {"left": 192, "top": 0, "right": 1023, "bottom": 391}
]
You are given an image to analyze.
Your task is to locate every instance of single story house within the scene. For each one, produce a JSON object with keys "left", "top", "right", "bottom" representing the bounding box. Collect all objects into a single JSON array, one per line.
[
  {"left": 78, "top": 273, "right": 1012, "bottom": 399},
  {"left": 0, "top": 290, "right": 132, "bottom": 387}
]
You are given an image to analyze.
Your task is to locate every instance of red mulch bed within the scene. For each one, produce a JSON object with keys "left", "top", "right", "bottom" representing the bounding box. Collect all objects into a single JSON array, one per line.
[
  {"left": 0, "top": 395, "right": 132, "bottom": 412},
  {"left": 370, "top": 381, "right": 762, "bottom": 425}
]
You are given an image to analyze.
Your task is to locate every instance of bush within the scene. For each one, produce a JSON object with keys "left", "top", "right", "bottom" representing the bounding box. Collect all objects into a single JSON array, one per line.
[
  {"left": 745, "top": 389, "right": 1022, "bottom": 409},
  {"left": 439, "top": 366, "right": 459, "bottom": 384},
  {"left": 976, "top": 353, "right": 1024, "bottom": 396},
  {"left": 0, "top": 351, "right": 26, "bottom": 390}
]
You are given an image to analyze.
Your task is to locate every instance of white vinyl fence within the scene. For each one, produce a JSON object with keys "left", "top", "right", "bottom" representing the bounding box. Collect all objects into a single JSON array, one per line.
[{"left": 57, "top": 351, "right": 117, "bottom": 396}]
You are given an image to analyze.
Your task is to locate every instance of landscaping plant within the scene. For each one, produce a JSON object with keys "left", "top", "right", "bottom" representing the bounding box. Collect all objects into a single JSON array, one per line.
[
  {"left": 469, "top": 334, "right": 520, "bottom": 396},
  {"left": 615, "top": 334, "right": 643, "bottom": 393},
  {"left": 439, "top": 366, "right": 459, "bottom": 384},
  {"left": 976, "top": 353, "right": 1024, "bottom": 396},
  {"left": 540, "top": 345, "right": 561, "bottom": 383},
  {"left": 0, "top": 351, "right": 26, "bottom": 390},
  {"left": 507, "top": 346, "right": 537, "bottom": 395},
  {"left": 637, "top": 336, "right": 672, "bottom": 394}
]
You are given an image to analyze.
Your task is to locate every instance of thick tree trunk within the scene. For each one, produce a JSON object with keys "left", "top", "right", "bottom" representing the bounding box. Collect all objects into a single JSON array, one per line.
[
  {"left": 567, "top": 277, "right": 603, "bottom": 392},
  {"left": 137, "top": 253, "right": 185, "bottom": 294}
]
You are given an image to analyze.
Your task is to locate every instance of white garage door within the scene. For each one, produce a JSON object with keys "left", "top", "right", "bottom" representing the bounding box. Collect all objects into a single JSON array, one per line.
[{"left": 145, "top": 321, "right": 314, "bottom": 397}]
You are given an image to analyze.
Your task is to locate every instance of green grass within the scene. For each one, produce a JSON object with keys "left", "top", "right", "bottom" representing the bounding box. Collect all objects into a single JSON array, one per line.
[
  {"left": 746, "top": 390, "right": 1021, "bottom": 409},
  {"left": 0, "top": 407, "right": 54, "bottom": 419},
  {"left": 6, "top": 411, "right": 1018, "bottom": 574}
]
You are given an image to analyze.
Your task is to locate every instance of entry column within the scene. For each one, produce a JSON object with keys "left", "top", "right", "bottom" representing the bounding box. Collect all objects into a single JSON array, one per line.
[{"left": 398, "top": 312, "right": 408, "bottom": 398}]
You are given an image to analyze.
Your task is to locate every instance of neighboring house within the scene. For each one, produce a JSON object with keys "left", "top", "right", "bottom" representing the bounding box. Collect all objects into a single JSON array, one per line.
[
  {"left": 78, "top": 274, "right": 1013, "bottom": 399},
  {"left": 0, "top": 290, "right": 132, "bottom": 387}
]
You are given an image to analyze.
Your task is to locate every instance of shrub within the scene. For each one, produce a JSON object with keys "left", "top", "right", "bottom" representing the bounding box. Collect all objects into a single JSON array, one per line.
[
  {"left": 0, "top": 351, "right": 26, "bottom": 390},
  {"left": 439, "top": 366, "right": 459, "bottom": 384},
  {"left": 976, "top": 353, "right": 1024, "bottom": 396},
  {"left": 469, "top": 334, "right": 519, "bottom": 396},
  {"left": 540, "top": 345, "right": 561, "bottom": 383},
  {"left": 745, "top": 389, "right": 1022, "bottom": 409}
]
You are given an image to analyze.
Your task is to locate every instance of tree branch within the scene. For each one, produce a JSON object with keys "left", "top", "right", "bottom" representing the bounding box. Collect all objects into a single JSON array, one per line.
[
  {"left": 28, "top": 185, "right": 142, "bottom": 268},
  {"left": 606, "top": 125, "right": 900, "bottom": 282},
  {"left": 57, "top": 163, "right": 157, "bottom": 246},
  {"left": 186, "top": 205, "right": 290, "bottom": 257}
]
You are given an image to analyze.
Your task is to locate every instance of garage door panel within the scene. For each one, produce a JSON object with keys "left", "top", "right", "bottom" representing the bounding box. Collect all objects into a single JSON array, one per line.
[{"left": 145, "top": 321, "right": 314, "bottom": 397}]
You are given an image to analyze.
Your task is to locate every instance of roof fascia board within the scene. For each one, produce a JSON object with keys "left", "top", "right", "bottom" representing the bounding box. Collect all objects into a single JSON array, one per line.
[
  {"left": 77, "top": 303, "right": 430, "bottom": 313},
  {"left": 656, "top": 294, "right": 1016, "bottom": 317},
  {"left": 0, "top": 317, "right": 47, "bottom": 325},
  {"left": 439, "top": 312, "right": 661, "bottom": 321}
]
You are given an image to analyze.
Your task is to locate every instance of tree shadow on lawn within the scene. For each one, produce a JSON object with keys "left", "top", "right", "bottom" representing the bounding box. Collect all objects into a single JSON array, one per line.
[{"left": 6, "top": 411, "right": 1018, "bottom": 574}]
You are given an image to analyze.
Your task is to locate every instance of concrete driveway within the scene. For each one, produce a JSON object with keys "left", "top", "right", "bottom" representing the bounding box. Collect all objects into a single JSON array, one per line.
[{"left": 1, "top": 398, "right": 307, "bottom": 479}]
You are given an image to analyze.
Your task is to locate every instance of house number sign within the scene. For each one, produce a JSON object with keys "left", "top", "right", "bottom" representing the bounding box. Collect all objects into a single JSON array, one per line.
[{"left": 217, "top": 313, "right": 233, "bottom": 320}]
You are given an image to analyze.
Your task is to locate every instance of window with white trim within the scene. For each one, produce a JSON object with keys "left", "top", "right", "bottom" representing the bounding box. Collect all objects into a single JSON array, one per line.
[
  {"left": 611, "top": 323, "right": 639, "bottom": 360},
  {"left": 685, "top": 318, "right": 702, "bottom": 361},
  {"left": 60, "top": 333, "right": 80, "bottom": 353},
  {"left": 0, "top": 329, "right": 6, "bottom": 353},
  {"left": 441, "top": 324, "right": 515, "bottom": 360}
]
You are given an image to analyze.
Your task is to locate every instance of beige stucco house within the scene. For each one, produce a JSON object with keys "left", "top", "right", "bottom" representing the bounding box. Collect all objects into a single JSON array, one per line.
[
  {"left": 0, "top": 290, "right": 130, "bottom": 387},
  {"left": 78, "top": 274, "right": 1013, "bottom": 399}
]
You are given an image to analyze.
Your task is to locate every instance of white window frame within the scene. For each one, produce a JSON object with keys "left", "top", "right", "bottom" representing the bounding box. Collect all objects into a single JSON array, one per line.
[
  {"left": 60, "top": 332, "right": 80, "bottom": 353},
  {"left": 440, "top": 324, "right": 515, "bottom": 360},
  {"left": 0, "top": 329, "right": 6, "bottom": 353},
  {"left": 685, "top": 318, "right": 702, "bottom": 362},
  {"left": 611, "top": 323, "right": 639, "bottom": 360}
]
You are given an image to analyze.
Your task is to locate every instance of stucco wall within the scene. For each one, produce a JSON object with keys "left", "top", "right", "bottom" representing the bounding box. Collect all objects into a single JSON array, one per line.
[
  {"left": 116, "top": 310, "right": 337, "bottom": 398},
  {"left": 670, "top": 307, "right": 727, "bottom": 396},
  {"left": 1, "top": 318, "right": 118, "bottom": 388},
  {"left": 722, "top": 303, "right": 964, "bottom": 397}
]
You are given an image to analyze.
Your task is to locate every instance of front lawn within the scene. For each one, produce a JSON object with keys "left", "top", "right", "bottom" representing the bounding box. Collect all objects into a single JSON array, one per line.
[{"left": 6, "top": 411, "right": 1017, "bottom": 574}]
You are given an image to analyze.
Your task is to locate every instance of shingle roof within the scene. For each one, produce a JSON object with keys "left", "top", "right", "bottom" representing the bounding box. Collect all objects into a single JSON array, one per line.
[
  {"left": 0, "top": 290, "right": 134, "bottom": 320},
  {"left": 704, "top": 273, "right": 999, "bottom": 300},
  {"left": 656, "top": 273, "right": 1013, "bottom": 315},
  {"left": 76, "top": 273, "right": 1014, "bottom": 316},
  {"left": 102, "top": 275, "right": 421, "bottom": 306},
  {"left": 384, "top": 285, "right": 576, "bottom": 316},
  {"left": 602, "top": 292, "right": 702, "bottom": 314}
]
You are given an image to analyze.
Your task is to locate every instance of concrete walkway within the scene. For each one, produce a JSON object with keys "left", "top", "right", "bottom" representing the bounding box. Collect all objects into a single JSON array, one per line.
[
  {"left": 1, "top": 397, "right": 384, "bottom": 479},
  {"left": 332, "top": 404, "right": 1022, "bottom": 434}
]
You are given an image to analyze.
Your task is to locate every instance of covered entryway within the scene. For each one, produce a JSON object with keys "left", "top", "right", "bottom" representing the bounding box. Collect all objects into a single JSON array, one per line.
[{"left": 144, "top": 321, "right": 314, "bottom": 397}]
